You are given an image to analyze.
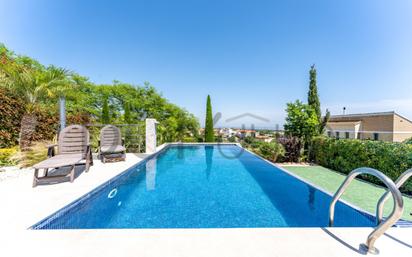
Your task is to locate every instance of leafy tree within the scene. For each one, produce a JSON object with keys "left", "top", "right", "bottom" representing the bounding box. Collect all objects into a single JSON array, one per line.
[
  {"left": 123, "top": 101, "right": 131, "bottom": 123},
  {"left": 101, "top": 96, "right": 110, "bottom": 124},
  {"left": 0, "top": 44, "right": 200, "bottom": 152},
  {"left": 65, "top": 74, "right": 97, "bottom": 116},
  {"left": 204, "top": 95, "right": 214, "bottom": 142},
  {"left": 0, "top": 45, "right": 76, "bottom": 150},
  {"left": 284, "top": 100, "right": 320, "bottom": 144},
  {"left": 320, "top": 108, "right": 331, "bottom": 134},
  {"left": 39, "top": 66, "right": 78, "bottom": 130}
]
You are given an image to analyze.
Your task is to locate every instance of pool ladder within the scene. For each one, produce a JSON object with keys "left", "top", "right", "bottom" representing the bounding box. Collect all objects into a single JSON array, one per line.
[
  {"left": 328, "top": 167, "right": 405, "bottom": 255},
  {"left": 376, "top": 168, "right": 412, "bottom": 224}
]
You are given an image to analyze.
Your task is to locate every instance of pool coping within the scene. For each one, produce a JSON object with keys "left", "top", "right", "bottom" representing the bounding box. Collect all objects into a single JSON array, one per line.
[{"left": 30, "top": 143, "right": 411, "bottom": 229}]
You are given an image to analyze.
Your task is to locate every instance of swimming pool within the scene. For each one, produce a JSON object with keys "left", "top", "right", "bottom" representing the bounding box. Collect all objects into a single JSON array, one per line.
[{"left": 32, "top": 144, "right": 376, "bottom": 229}]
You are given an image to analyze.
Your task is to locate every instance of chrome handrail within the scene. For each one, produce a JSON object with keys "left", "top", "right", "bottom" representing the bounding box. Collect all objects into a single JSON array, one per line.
[
  {"left": 329, "top": 167, "right": 404, "bottom": 254},
  {"left": 376, "top": 168, "right": 412, "bottom": 224}
]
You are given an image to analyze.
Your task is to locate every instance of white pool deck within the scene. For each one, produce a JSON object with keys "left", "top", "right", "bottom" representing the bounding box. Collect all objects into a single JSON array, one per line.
[{"left": 0, "top": 151, "right": 411, "bottom": 257}]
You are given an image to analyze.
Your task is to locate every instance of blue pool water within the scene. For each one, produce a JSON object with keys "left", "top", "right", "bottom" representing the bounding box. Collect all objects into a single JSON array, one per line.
[{"left": 32, "top": 144, "right": 375, "bottom": 229}]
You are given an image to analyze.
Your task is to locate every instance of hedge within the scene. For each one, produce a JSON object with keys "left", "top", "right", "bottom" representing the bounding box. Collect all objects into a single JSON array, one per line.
[
  {"left": 311, "top": 137, "right": 412, "bottom": 194},
  {"left": 0, "top": 88, "right": 91, "bottom": 148},
  {"left": 0, "top": 88, "right": 25, "bottom": 147}
]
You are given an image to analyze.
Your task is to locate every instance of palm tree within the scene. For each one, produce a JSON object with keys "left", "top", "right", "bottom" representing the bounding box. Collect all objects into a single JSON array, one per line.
[
  {"left": 0, "top": 48, "right": 76, "bottom": 150},
  {"left": 39, "top": 65, "right": 77, "bottom": 130},
  {"left": 1, "top": 54, "right": 39, "bottom": 150}
]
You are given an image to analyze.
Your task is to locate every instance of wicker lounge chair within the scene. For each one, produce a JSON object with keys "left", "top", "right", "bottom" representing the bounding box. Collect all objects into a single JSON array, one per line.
[
  {"left": 32, "top": 125, "right": 93, "bottom": 187},
  {"left": 98, "top": 125, "right": 126, "bottom": 163}
]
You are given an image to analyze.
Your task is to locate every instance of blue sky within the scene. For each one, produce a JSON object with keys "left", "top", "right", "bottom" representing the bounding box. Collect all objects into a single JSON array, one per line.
[{"left": 1, "top": 0, "right": 412, "bottom": 128}]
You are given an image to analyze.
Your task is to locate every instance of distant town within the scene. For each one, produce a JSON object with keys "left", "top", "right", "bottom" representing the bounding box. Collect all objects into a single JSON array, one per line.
[
  {"left": 199, "top": 127, "right": 283, "bottom": 143},
  {"left": 201, "top": 110, "right": 412, "bottom": 144}
]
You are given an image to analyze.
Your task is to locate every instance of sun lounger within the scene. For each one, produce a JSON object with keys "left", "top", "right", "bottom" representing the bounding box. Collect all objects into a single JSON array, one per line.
[
  {"left": 98, "top": 125, "right": 126, "bottom": 163},
  {"left": 32, "top": 125, "right": 93, "bottom": 187}
]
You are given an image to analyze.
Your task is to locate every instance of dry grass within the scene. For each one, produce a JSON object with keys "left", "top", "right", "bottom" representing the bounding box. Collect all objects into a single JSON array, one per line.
[{"left": 11, "top": 141, "right": 53, "bottom": 168}]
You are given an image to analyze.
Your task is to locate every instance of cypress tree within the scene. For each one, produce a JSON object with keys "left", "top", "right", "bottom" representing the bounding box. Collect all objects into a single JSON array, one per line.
[
  {"left": 308, "top": 64, "right": 321, "bottom": 124},
  {"left": 204, "top": 95, "right": 215, "bottom": 142},
  {"left": 123, "top": 101, "right": 132, "bottom": 149},
  {"left": 124, "top": 101, "right": 131, "bottom": 123},
  {"left": 102, "top": 96, "right": 110, "bottom": 124}
]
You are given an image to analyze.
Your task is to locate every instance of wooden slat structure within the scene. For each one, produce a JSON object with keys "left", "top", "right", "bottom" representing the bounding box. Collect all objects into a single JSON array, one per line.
[
  {"left": 32, "top": 125, "right": 93, "bottom": 187},
  {"left": 98, "top": 125, "right": 126, "bottom": 163}
]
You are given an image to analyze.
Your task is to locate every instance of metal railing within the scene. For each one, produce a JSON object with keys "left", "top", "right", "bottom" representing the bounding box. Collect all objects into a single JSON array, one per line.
[
  {"left": 83, "top": 123, "right": 146, "bottom": 153},
  {"left": 376, "top": 168, "right": 412, "bottom": 225},
  {"left": 328, "top": 167, "right": 404, "bottom": 254}
]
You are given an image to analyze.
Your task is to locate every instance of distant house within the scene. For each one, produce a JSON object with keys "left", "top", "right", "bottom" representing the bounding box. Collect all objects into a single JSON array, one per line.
[
  {"left": 237, "top": 129, "right": 257, "bottom": 138},
  {"left": 218, "top": 128, "right": 236, "bottom": 138},
  {"left": 255, "top": 135, "right": 274, "bottom": 143},
  {"left": 325, "top": 111, "right": 412, "bottom": 142}
]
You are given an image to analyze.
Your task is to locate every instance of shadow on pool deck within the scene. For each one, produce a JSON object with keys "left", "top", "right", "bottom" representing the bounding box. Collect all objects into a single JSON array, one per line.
[
  {"left": 34, "top": 165, "right": 88, "bottom": 186},
  {"left": 384, "top": 232, "right": 412, "bottom": 249},
  {"left": 321, "top": 227, "right": 366, "bottom": 255}
]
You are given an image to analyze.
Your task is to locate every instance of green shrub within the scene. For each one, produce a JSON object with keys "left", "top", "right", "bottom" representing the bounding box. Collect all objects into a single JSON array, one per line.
[
  {"left": 311, "top": 137, "right": 412, "bottom": 194},
  {"left": 0, "top": 147, "right": 18, "bottom": 166},
  {"left": 243, "top": 136, "right": 256, "bottom": 145},
  {"left": 404, "top": 137, "right": 412, "bottom": 145},
  {"left": 255, "top": 141, "right": 285, "bottom": 162},
  {"left": 182, "top": 137, "right": 197, "bottom": 143},
  {"left": 228, "top": 136, "right": 237, "bottom": 142},
  {"left": 277, "top": 136, "right": 303, "bottom": 162},
  {"left": 0, "top": 87, "right": 92, "bottom": 148}
]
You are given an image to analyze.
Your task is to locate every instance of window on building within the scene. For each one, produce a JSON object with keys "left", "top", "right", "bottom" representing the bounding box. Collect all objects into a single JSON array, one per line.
[
  {"left": 327, "top": 131, "right": 332, "bottom": 137},
  {"left": 345, "top": 132, "right": 350, "bottom": 139},
  {"left": 373, "top": 133, "right": 379, "bottom": 141},
  {"left": 357, "top": 132, "right": 362, "bottom": 139},
  {"left": 336, "top": 131, "right": 340, "bottom": 138}
]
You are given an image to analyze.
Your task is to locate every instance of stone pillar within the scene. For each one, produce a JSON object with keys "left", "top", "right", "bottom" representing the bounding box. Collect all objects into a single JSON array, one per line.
[
  {"left": 59, "top": 96, "right": 66, "bottom": 130},
  {"left": 145, "top": 118, "right": 159, "bottom": 154}
]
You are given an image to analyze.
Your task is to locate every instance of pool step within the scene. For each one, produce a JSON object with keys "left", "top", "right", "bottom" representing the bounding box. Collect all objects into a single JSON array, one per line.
[
  {"left": 329, "top": 167, "right": 404, "bottom": 254},
  {"left": 394, "top": 219, "right": 412, "bottom": 228}
]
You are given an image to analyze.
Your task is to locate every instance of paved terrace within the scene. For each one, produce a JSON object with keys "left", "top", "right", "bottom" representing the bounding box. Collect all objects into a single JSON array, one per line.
[{"left": 0, "top": 152, "right": 411, "bottom": 257}]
